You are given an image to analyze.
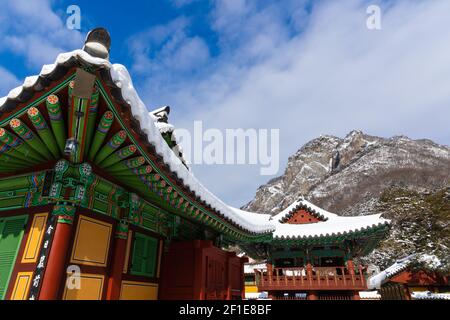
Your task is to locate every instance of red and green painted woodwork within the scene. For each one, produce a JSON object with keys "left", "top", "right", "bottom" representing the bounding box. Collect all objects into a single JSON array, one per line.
[
  {"left": 267, "top": 225, "right": 390, "bottom": 259},
  {"left": 0, "top": 75, "right": 273, "bottom": 244},
  {"left": 46, "top": 94, "right": 67, "bottom": 154},
  {"left": 87, "top": 111, "right": 114, "bottom": 160},
  {"left": 130, "top": 232, "right": 158, "bottom": 278},
  {"left": 106, "top": 156, "right": 146, "bottom": 173},
  {"left": 270, "top": 225, "right": 389, "bottom": 248},
  {"left": 115, "top": 219, "right": 129, "bottom": 240},
  {"left": 52, "top": 205, "right": 77, "bottom": 224},
  {"left": 68, "top": 77, "right": 101, "bottom": 164},
  {"left": 80, "top": 175, "right": 123, "bottom": 219},
  {"left": 113, "top": 165, "right": 153, "bottom": 177},
  {"left": 94, "top": 130, "right": 128, "bottom": 165},
  {"left": 0, "top": 171, "right": 48, "bottom": 210},
  {"left": 128, "top": 193, "right": 145, "bottom": 225},
  {"left": 83, "top": 86, "right": 100, "bottom": 158},
  {"left": 0, "top": 214, "right": 28, "bottom": 299},
  {"left": 68, "top": 95, "right": 90, "bottom": 163},
  {"left": 106, "top": 219, "right": 129, "bottom": 300},
  {"left": 99, "top": 145, "right": 138, "bottom": 168},
  {"left": 68, "top": 80, "right": 74, "bottom": 106},
  {"left": 0, "top": 143, "right": 35, "bottom": 172},
  {"left": 27, "top": 107, "right": 60, "bottom": 159},
  {"left": 0, "top": 128, "right": 44, "bottom": 162},
  {"left": 9, "top": 118, "right": 53, "bottom": 160},
  {"left": 48, "top": 160, "right": 94, "bottom": 209}
]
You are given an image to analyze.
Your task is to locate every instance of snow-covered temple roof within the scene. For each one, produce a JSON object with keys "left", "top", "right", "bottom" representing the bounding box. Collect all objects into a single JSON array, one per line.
[
  {"left": 368, "top": 254, "right": 443, "bottom": 289},
  {"left": 0, "top": 29, "right": 390, "bottom": 241},
  {"left": 232, "top": 198, "right": 390, "bottom": 241},
  {"left": 411, "top": 291, "right": 450, "bottom": 300},
  {"left": 358, "top": 291, "right": 381, "bottom": 300},
  {"left": 367, "top": 254, "right": 416, "bottom": 289},
  {"left": 244, "top": 263, "right": 267, "bottom": 274},
  {"left": 274, "top": 198, "right": 389, "bottom": 239}
]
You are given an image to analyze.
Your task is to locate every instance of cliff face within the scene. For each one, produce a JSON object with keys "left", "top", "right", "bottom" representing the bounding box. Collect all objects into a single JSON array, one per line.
[{"left": 243, "top": 131, "right": 450, "bottom": 270}]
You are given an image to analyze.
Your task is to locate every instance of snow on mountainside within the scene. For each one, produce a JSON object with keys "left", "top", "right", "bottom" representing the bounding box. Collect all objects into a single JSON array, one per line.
[{"left": 243, "top": 130, "right": 450, "bottom": 271}]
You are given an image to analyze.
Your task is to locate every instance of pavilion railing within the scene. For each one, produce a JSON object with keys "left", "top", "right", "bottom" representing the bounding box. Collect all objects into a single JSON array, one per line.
[{"left": 255, "top": 266, "right": 367, "bottom": 291}]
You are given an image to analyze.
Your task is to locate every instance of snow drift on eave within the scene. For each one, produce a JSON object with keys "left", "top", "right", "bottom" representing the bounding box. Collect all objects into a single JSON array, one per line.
[
  {"left": 368, "top": 253, "right": 444, "bottom": 289},
  {"left": 230, "top": 199, "right": 390, "bottom": 240},
  {"left": 270, "top": 198, "right": 390, "bottom": 239}
]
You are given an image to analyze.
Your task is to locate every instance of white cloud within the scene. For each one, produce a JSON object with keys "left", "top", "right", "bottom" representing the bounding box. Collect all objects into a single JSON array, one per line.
[
  {"left": 0, "top": 66, "right": 20, "bottom": 97},
  {"left": 0, "top": 0, "right": 84, "bottom": 69},
  {"left": 128, "top": 17, "right": 211, "bottom": 93},
  {"left": 132, "top": 0, "right": 450, "bottom": 207}
]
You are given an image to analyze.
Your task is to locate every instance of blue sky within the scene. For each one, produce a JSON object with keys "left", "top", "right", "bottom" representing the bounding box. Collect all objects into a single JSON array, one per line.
[{"left": 1, "top": 0, "right": 450, "bottom": 207}]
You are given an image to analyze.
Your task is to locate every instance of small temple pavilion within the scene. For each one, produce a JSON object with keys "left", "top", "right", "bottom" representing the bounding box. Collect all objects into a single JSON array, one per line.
[
  {"left": 240, "top": 199, "right": 391, "bottom": 300},
  {"left": 0, "top": 28, "right": 390, "bottom": 300}
]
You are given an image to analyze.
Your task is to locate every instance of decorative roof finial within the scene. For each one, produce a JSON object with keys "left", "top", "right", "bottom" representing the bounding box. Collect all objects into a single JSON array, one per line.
[{"left": 83, "top": 27, "right": 111, "bottom": 59}]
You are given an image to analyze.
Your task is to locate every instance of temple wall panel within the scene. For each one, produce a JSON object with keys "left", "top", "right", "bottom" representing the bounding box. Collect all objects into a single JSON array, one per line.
[
  {"left": 159, "top": 240, "right": 246, "bottom": 300},
  {"left": 70, "top": 215, "right": 112, "bottom": 267},
  {"left": 21, "top": 213, "right": 48, "bottom": 264},
  {"left": 9, "top": 271, "right": 33, "bottom": 300},
  {"left": 1, "top": 207, "right": 53, "bottom": 300},
  {"left": 62, "top": 273, "right": 105, "bottom": 300},
  {"left": 119, "top": 281, "right": 158, "bottom": 300}
]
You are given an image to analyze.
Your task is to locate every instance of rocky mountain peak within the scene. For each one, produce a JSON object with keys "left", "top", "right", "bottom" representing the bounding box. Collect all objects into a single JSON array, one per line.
[{"left": 244, "top": 131, "right": 450, "bottom": 215}]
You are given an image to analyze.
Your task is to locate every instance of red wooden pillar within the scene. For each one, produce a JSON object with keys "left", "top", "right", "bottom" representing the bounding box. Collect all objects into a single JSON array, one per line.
[
  {"left": 39, "top": 209, "right": 75, "bottom": 300},
  {"left": 306, "top": 263, "right": 313, "bottom": 285},
  {"left": 193, "top": 240, "right": 209, "bottom": 300},
  {"left": 352, "top": 291, "right": 361, "bottom": 300},
  {"left": 308, "top": 291, "right": 318, "bottom": 300},
  {"left": 226, "top": 253, "right": 232, "bottom": 301},
  {"left": 106, "top": 222, "right": 129, "bottom": 300},
  {"left": 347, "top": 259, "right": 356, "bottom": 286},
  {"left": 347, "top": 260, "right": 355, "bottom": 275},
  {"left": 267, "top": 263, "right": 273, "bottom": 285}
]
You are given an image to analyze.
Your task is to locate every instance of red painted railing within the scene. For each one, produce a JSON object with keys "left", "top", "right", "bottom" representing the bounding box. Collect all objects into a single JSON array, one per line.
[{"left": 255, "top": 266, "right": 367, "bottom": 291}]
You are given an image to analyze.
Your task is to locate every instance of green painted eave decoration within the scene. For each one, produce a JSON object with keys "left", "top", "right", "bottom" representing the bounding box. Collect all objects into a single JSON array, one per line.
[
  {"left": 271, "top": 224, "right": 389, "bottom": 246},
  {"left": 0, "top": 76, "right": 75, "bottom": 126},
  {"left": 96, "top": 81, "right": 270, "bottom": 241}
]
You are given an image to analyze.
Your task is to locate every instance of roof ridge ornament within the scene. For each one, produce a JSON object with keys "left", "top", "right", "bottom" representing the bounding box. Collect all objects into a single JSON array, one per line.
[{"left": 83, "top": 27, "right": 111, "bottom": 60}]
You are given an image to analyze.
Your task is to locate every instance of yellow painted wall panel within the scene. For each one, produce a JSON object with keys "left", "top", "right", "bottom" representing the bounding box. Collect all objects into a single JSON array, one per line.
[
  {"left": 62, "top": 273, "right": 104, "bottom": 300},
  {"left": 120, "top": 281, "right": 158, "bottom": 300},
  {"left": 71, "top": 215, "right": 112, "bottom": 267},
  {"left": 21, "top": 213, "right": 48, "bottom": 263},
  {"left": 245, "top": 285, "right": 259, "bottom": 293},
  {"left": 10, "top": 272, "right": 33, "bottom": 300}
]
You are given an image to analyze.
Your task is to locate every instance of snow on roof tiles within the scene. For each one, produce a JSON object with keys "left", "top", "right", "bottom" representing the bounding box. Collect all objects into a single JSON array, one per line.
[
  {"left": 359, "top": 291, "right": 381, "bottom": 300},
  {"left": 244, "top": 263, "right": 267, "bottom": 274},
  {"left": 368, "top": 254, "right": 443, "bottom": 290},
  {"left": 411, "top": 291, "right": 450, "bottom": 300},
  {"left": 367, "top": 254, "right": 416, "bottom": 289},
  {"left": 271, "top": 198, "right": 390, "bottom": 239}
]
